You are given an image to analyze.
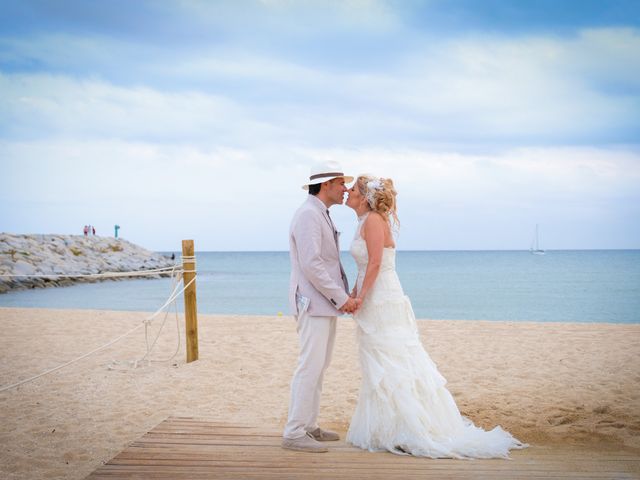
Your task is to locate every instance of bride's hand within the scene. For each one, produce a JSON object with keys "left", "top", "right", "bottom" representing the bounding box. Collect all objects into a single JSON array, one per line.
[{"left": 352, "top": 297, "right": 363, "bottom": 314}]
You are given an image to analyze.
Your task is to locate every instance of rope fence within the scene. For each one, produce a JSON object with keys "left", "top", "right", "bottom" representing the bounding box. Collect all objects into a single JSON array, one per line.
[
  {"left": 0, "top": 265, "right": 179, "bottom": 278},
  {"left": 0, "top": 244, "right": 199, "bottom": 393}
]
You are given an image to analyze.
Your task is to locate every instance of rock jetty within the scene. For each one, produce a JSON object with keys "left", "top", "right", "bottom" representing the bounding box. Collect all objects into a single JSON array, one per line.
[{"left": 0, "top": 233, "right": 175, "bottom": 293}]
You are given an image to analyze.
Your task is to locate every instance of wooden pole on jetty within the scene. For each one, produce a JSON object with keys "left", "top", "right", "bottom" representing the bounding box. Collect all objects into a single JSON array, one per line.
[{"left": 182, "top": 240, "right": 198, "bottom": 363}]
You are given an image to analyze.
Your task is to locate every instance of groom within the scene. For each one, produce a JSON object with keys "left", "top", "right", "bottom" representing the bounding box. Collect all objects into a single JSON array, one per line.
[{"left": 282, "top": 161, "right": 360, "bottom": 453}]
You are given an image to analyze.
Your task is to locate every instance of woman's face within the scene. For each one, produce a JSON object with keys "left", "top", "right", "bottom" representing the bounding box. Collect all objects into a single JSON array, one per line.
[{"left": 346, "top": 180, "right": 365, "bottom": 210}]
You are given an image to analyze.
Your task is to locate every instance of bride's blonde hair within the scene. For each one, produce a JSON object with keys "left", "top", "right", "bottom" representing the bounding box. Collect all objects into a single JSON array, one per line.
[{"left": 356, "top": 175, "right": 399, "bottom": 228}]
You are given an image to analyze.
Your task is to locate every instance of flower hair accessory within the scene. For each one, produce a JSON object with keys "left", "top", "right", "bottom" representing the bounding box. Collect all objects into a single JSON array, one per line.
[{"left": 365, "top": 178, "right": 383, "bottom": 208}]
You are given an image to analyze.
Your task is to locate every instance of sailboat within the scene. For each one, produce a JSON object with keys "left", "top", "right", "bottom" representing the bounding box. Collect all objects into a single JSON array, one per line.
[{"left": 530, "top": 224, "right": 545, "bottom": 255}]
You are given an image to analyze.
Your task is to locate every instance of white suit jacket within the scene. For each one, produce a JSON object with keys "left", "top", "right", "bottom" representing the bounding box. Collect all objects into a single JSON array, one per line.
[{"left": 289, "top": 195, "right": 349, "bottom": 316}]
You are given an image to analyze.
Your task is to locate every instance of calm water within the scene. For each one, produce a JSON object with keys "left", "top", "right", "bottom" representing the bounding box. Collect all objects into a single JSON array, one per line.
[{"left": 1, "top": 250, "right": 639, "bottom": 323}]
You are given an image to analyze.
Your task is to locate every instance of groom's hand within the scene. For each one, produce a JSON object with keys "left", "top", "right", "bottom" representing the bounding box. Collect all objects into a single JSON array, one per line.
[{"left": 340, "top": 297, "right": 357, "bottom": 314}]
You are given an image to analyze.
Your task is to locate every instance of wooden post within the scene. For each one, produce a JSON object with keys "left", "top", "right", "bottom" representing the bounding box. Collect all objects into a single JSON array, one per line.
[{"left": 182, "top": 240, "right": 198, "bottom": 363}]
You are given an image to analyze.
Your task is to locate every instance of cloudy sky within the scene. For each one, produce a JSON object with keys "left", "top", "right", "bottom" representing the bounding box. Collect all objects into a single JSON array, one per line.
[{"left": 1, "top": 0, "right": 639, "bottom": 251}]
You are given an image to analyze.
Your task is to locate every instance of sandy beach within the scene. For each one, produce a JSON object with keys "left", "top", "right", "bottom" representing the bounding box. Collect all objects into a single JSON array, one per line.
[{"left": 0, "top": 307, "right": 638, "bottom": 479}]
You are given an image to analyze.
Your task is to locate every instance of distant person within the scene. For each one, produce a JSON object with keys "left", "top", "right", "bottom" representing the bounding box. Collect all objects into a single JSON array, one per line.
[
  {"left": 92, "top": 226, "right": 96, "bottom": 236},
  {"left": 83, "top": 225, "right": 88, "bottom": 236},
  {"left": 170, "top": 253, "right": 175, "bottom": 261},
  {"left": 343, "top": 175, "right": 526, "bottom": 458}
]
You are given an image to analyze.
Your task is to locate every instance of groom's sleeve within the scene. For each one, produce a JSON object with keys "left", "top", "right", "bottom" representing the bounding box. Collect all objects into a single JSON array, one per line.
[{"left": 294, "top": 212, "right": 349, "bottom": 309}]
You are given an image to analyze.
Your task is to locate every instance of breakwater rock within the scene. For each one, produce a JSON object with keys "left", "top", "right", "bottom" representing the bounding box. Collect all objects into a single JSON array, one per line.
[{"left": 0, "top": 233, "right": 175, "bottom": 293}]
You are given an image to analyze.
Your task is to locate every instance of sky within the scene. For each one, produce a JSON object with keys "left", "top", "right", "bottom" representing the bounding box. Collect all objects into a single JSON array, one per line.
[{"left": 1, "top": 0, "right": 639, "bottom": 251}]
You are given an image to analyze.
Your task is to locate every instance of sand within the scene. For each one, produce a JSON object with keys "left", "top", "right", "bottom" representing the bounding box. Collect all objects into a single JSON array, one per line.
[{"left": 0, "top": 307, "right": 638, "bottom": 479}]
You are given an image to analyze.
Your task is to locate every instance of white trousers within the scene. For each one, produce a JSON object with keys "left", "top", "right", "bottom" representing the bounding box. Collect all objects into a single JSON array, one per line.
[{"left": 283, "top": 312, "right": 337, "bottom": 439}]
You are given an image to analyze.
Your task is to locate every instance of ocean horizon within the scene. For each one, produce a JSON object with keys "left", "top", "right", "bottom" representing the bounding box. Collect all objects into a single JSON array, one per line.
[{"left": 1, "top": 249, "right": 638, "bottom": 324}]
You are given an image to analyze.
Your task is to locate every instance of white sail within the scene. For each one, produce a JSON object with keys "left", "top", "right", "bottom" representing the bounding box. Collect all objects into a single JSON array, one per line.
[{"left": 530, "top": 224, "right": 545, "bottom": 255}]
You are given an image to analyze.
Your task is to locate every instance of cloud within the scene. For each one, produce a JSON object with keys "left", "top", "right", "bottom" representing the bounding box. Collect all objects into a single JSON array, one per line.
[
  {"left": 384, "top": 27, "right": 640, "bottom": 143},
  {"left": 2, "top": 137, "right": 638, "bottom": 249},
  {"left": 0, "top": 72, "right": 287, "bottom": 147},
  {"left": 1, "top": 3, "right": 639, "bottom": 249},
  {"left": 5, "top": 139, "right": 636, "bottom": 198},
  {"left": 294, "top": 144, "right": 640, "bottom": 196},
  {"left": 2, "top": 26, "right": 638, "bottom": 149}
]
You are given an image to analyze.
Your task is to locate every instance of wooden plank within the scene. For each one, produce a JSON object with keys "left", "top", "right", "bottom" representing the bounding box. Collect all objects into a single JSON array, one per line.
[
  {"left": 112, "top": 446, "right": 637, "bottom": 463},
  {"left": 107, "top": 455, "right": 638, "bottom": 470},
  {"left": 85, "top": 417, "right": 640, "bottom": 480},
  {"left": 102, "top": 461, "right": 636, "bottom": 476},
  {"left": 123, "top": 443, "right": 638, "bottom": 460},
  {"left": 89, "top": 468, "right": 626, "bottom": 480},
  {"left": 87, "top": 468, "right": 634, "bottom": 480},
  {"left": 114, "top": 452, "right": 639, "bottom": 466}
]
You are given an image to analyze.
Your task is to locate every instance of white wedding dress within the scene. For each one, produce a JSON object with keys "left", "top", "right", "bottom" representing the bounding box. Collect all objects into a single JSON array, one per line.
[{"left": 346, "top": 214, "right": 526, "bottom": 458}]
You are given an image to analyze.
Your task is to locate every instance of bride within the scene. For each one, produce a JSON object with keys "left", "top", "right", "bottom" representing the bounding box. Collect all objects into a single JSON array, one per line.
[{"left": 344, "top": 175, "right": 526, "bottom": 458}]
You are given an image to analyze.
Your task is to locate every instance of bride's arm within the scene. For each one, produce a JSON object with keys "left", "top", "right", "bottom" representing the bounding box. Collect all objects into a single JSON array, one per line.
[{"left": 357, "top": 213, "right": 386, "bottom": 302}]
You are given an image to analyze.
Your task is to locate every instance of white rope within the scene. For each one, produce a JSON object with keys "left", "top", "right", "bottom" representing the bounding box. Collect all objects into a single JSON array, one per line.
[
  {"left": 181, "top": 256, "right": 195, "bottom": 267},
  {"left": 109, "top": 265, "right": 186, "bottom": 370},
  {"left": 0, "top": 253, "right": 199, "bottom": 389},
  {"left": 0, "top": 322, "right": 146, "bottom": 393},
  {"left": 145, "top": 276, "right": 196, "bottom": 324},
  {"left": 139, "top": 266, "right": 183, "bottom": 365},
  {"left": 0, "top": 265, "right": 180, "bottom": 279},
  {"left": 0, "top": 273, "right": 197, "bottom": 393}
]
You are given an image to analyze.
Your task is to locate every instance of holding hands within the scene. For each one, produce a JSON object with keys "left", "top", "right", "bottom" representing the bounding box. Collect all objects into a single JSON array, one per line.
[
  {"left": 341, "top": 296, "right": 360, "bottom": 314},
  {"left": 340, "top": 296, "right": 362, "bottom": 315}
]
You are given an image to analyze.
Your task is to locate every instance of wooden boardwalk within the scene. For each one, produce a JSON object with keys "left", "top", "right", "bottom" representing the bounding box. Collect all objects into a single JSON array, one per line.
[{"left": 87, "top": 417, "right": 640, "bottom": 479}]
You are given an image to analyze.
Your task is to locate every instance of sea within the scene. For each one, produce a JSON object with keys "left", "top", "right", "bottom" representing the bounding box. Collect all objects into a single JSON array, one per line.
[{"left": 1, "top": 250, "right": 639, "bottom": 324}]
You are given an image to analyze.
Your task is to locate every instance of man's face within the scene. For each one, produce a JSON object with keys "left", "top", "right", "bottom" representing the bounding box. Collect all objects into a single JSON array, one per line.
[{"left": 325, "top": 178, "right": 347, "bottom": 206}]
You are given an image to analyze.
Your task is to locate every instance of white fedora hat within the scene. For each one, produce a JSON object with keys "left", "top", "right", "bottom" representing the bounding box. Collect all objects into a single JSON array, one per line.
[{"left": 302, "top": 161, "right": 354, "bottom": 190}]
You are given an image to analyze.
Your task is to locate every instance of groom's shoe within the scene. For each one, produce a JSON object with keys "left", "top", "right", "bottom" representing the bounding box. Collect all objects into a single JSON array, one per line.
[
  {"left": 308, "top": 427, "right": 340, "bottom": 442},
  {"left": 281, "top": 432, "right": 328, "bottom": 453}
]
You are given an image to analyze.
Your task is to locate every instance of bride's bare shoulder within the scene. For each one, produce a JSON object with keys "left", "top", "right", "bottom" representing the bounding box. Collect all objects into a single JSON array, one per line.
[
  {"left": 363, "top": 212, "right": 394, "bottom": 246},
  {"left": 365, "top": 211, "right": 386, "bottom": 225},
  {"left": 363, "top": 211, "right": 386, "bottom": 236}
]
